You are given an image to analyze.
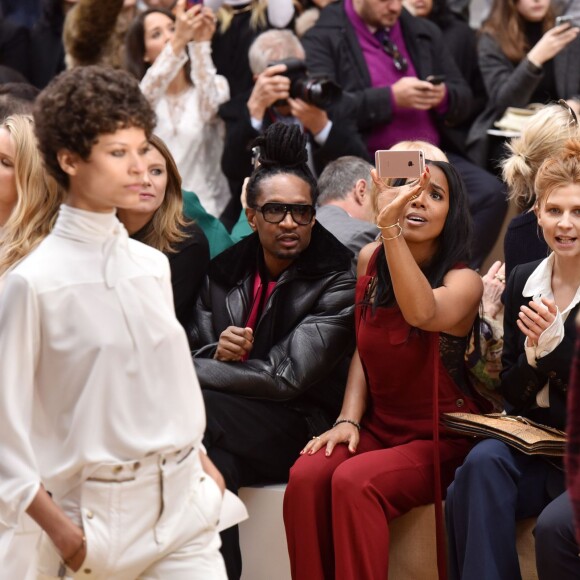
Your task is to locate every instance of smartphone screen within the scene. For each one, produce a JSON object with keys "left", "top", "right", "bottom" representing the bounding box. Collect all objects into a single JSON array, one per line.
[
  {"left": 375, "top": 150, "right": 425, "bottom": 179},
  {"left": 186, "top": 0, "right": 203, "bottom": 7}
]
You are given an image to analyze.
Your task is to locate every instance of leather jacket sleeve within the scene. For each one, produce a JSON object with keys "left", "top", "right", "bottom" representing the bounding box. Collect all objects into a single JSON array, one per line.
[{"left": 192, "top": 271, "right": 355, "bottom": 401}]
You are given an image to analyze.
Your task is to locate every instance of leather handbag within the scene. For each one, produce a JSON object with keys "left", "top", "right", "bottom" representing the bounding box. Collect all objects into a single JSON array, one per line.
[{"left": 441, "top": 412, "right": 566, "bottom": 456}]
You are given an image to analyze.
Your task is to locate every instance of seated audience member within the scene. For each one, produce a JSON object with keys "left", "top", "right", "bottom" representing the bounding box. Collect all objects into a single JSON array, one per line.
[
  {"left": 403, "top": 0, "right": 486, "bottom": 149},
  {"left": 502, "top": 102, "right": 579, "bottom": 278},
  {"left": 125, "top": 1, "right": 231, "bottom": 218},
  {"left": 0, "top": 81, "right": 39, "bottom": 122},
  {"left": 0, "top": 113, "right": 62, "bottom": 578},
  {"left": 467, "top": 0, "right": 580, "bottom": 167},
  {"left": 301, "top": 0, "right": 508, "bottom": 268},
  {"left": 207, "top": 0, "right": 295, "bottom": 97},
  {"left": 446, "top": 141, "right": 580, "bottom": 580},
  {"left": 189, "top": 122, "right": 356, "bottom": 580},
  {"left": 0, "top": 65, "right": 227, "bottom": 578},
  {"left": 117, "top": 134, "right": 210, "bottom": 329},
  {"left": 316, "top": 155, "right": 378, "bottom": 263},
  {"left": 284, "top": 155, "right": 485, "bottom": 580},
  {"left": 219, "top": 28, "right": 370, "bottom": 223}
]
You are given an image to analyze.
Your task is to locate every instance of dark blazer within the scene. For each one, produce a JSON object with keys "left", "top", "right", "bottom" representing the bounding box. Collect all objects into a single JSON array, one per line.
[
  {"left": 501, "top": 259, "right": 576, "bottom": 430},
  {"left": 301, "top": 2, "right": 474, "bottom": 148},
  {"left": 189, "top": 222, "right": 356, "bottom": 428},
  {"left": 467, "top": 33, "right": 580, "bottom": 166}
]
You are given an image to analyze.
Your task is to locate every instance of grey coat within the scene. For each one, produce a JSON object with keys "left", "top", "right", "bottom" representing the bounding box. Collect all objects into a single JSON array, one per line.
[{"left": 466, "top": 32, "right": 580, "bottom": 167}]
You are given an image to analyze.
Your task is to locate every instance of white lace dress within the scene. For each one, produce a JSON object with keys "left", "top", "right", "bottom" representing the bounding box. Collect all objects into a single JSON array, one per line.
[{"left": 141, "top": 41, "right": 231, "bottom": 218}]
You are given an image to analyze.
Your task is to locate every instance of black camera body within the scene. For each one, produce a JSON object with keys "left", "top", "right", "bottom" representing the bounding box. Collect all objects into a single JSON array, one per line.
[{"left": 268, "top": 58, "right": 342, "bottom": 109}]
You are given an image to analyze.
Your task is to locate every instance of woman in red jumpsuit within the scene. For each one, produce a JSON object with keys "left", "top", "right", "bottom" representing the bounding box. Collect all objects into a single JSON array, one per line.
[{"left": 283, "top": 159, "right": 485, "bottom": 580}]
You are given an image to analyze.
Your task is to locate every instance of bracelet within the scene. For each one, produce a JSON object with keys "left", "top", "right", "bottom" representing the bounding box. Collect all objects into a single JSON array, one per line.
[
  {"left": 377, "top": 220, "right": 400, "bottom": 231},
  {"left": 381, "top": 225, "right": 403, "bottom": 241},
  {"left": 333, "top": 419, "right": 361, "bottom": 431},
  {"left": 63, "top": 534, "right": 86, "bottom": 567}
]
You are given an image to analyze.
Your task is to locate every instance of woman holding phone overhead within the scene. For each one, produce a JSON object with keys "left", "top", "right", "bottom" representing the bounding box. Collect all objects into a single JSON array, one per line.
[
  {"left": 125, "top": 0, "right": 230, "bottom": 217},
  {"left": 284, "top": 156, "right": 486, "bottom": 580}
]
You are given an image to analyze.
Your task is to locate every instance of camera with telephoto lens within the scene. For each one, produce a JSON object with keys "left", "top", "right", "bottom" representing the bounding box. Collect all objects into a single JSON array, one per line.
[{"left": 268, "top": 58, "right": 342, "bottom": 108}]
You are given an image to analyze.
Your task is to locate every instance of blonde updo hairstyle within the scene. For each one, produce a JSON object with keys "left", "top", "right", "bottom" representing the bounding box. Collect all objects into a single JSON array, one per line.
[
  {"left": 0, "top": 115, "right": 63, "bottom": 276},
  {"left": 534, "top": 139, "right": 580, "bottom": 210},
  {"left": 502, "top": 104, "right": 580, "bottom": 210}
]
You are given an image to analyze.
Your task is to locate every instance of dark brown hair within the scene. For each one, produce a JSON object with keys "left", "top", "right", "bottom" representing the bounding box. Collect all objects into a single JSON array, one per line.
[
  {"left": 33, "top": 65, "right": 156, "bottom": 189},
  {"left": 124, "top": 8, "right": 192, "bottom": 83}
]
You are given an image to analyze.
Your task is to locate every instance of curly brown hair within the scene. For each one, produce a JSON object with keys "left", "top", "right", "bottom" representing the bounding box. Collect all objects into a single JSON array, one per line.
[{"left": 33, "top": 65, "right": 156, "bottom": 189}]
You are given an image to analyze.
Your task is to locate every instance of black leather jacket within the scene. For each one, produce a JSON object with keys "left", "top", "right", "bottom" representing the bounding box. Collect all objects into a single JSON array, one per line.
[{"left": 189, "top": 223, "right": 356, "bottom": 430}]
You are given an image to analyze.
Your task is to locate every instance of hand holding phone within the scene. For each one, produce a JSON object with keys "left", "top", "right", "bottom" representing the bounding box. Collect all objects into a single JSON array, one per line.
[{"left": 426, "top": 74, "right": 445, "bottom": 85}]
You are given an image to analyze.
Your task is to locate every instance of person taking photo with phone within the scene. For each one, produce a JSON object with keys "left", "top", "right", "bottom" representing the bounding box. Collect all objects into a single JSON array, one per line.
[
  {"left": 284, "top": 154, "right": 486, "bottom": 580},
  {"left": 467, "top": 0, "right": 580, "bottom": 167}
]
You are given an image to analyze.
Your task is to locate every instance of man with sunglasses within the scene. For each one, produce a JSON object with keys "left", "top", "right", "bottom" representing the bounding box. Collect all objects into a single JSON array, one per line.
[
  {"left": 301, "top": 0, "right": 509, "bottom": 269},
  {"left": 188, "top": 122, "right": 356, "bottom": 580}
]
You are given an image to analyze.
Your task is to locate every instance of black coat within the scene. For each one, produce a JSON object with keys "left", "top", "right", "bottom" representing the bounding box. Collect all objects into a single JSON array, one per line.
[
  {"left": 301, "top": 2, "right": 474, "bottom": 150},
  {"left": 189, "top": 222, "right": 356, "bottom": 427},
  {"left": 501, "top": 260, "right": 575, "bottom": 430}
]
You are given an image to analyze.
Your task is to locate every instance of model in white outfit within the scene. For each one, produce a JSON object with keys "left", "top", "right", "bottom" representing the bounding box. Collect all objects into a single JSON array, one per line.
[
  {"left": 138, "top": 3, "right": 231, "bottom": 218},
  {"left": 0, "top": 66, "right": 227, "bottom": 579}
]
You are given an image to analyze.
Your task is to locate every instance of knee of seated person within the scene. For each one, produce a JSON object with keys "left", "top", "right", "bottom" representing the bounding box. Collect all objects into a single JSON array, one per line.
[
  {"left": 535, "top": 501, "right": 571, "bottom": 543},
  {"left": 331, "top": 462, "right": 373, "bottom": 498},
  {"left": 455, "top": 439, "right": 510, "bottom": 481}
]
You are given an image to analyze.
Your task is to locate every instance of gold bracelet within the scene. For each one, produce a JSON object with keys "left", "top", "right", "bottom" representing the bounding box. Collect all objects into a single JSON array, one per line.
[
  {"left": 63, "top": 534, "right": 86, "bottom": 568},
  {"left": 377, "top": 220, "right": 400, "bottom": 230},
  {"left": 380, "top": 223, "right": 403, "bottom": 241}
]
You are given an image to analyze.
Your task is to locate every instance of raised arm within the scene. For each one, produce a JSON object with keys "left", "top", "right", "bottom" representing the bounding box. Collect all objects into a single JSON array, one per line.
[
  {"left": 190, "top": 7, "right": 230, "bottom": 122},
  {"left": 372, "top": 169, "right": 482, "bottom": 335}
]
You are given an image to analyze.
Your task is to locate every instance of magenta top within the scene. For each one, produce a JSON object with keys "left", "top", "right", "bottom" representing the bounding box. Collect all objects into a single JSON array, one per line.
[{"left": 344, "top": 0, "right": 447, "bottom": 154}]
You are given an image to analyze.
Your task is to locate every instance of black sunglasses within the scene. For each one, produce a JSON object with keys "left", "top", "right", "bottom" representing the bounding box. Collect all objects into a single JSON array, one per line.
[
  {"left": 557, "top": 99, "right": 579, "bottom": 127},
  {"left": 253, "top": 202, "right": 315, "bottom": 225},
  {"left": 382, "top": 37, "right": 408, "bottom": 73}
]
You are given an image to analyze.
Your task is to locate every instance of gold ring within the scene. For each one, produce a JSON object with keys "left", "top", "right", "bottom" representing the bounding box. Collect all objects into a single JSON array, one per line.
[
  {"left": 494, "top": 274, "right": 506, "bottom": 283},
  {"left": 312, "top": 436, "right": 320, "bottom": 440}
]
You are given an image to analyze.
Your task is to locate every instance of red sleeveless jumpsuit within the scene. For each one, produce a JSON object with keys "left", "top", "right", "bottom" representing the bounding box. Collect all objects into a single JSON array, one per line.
[{"left": 283, "top": 249, "right": 479, "bottom": 580}]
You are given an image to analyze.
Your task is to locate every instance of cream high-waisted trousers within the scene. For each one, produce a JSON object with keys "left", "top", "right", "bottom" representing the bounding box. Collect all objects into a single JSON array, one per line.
[{"left": 37, "top": 447, "right": 227, "bottom": 580}]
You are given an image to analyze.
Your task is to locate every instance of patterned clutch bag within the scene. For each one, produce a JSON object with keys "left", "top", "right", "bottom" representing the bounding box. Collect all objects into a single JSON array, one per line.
[{"left": 441, "top": 412, "right": 566, "bottom": 456}]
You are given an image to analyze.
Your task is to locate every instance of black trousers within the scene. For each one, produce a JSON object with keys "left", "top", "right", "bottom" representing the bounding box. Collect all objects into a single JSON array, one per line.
[
  {"left": 447, "top": 152, "right": 508, "bottom": 270},
  {"left": 202, "top": 389, "right": 310, "bottom": 580}
]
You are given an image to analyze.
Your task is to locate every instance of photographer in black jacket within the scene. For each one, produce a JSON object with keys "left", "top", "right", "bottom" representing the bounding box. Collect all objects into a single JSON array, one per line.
[
  {"left": 218, "top": 28, "right": 369, "bottom": 227},
  {"left": 190, "top": 123, "right": 356, "bottom": 579}
]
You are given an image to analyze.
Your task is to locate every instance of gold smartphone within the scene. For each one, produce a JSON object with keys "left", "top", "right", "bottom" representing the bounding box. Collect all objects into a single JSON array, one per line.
[{"left": 375, "top": 150, "right": 425, "bottom": 179}]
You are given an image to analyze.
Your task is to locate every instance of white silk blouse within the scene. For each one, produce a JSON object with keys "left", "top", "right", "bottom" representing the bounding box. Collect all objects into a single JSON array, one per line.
[{"left": 0, "top": 205, "right": 205, "bottom": 551}]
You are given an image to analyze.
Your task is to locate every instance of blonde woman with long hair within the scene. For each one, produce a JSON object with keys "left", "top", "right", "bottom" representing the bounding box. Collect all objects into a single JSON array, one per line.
[
  {"left": 117, "top": 134, "right": 209, "bottom": 329},
  {"left": 0, "top": 114, "right": 62, "bottom": 279},
  {"left": 0, "top": 114, "right": 62, "bottom": 579}
]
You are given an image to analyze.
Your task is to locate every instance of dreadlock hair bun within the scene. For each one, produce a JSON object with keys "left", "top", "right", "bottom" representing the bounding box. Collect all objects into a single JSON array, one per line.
[
  {"left": 254, "top": 123, "right": 309, "bottom": 169},
  {"left": 246, "top": 122, "right": 319, "bottom": 209}
]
